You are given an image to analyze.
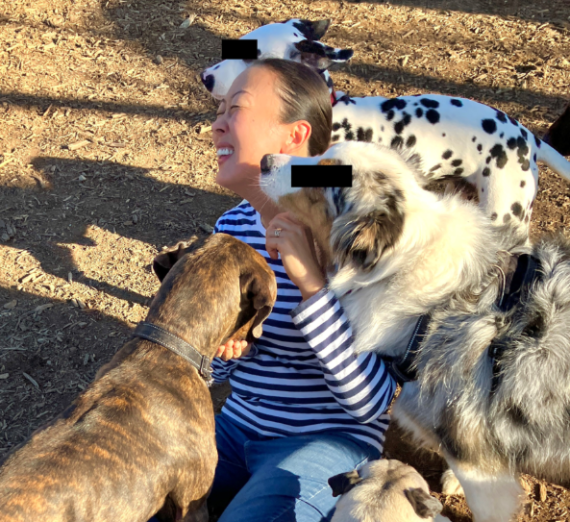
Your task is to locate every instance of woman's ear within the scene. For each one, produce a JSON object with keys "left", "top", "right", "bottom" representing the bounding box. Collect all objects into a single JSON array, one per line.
[{"left": 281, "top": 120, "right": 312, "bottom": 155}]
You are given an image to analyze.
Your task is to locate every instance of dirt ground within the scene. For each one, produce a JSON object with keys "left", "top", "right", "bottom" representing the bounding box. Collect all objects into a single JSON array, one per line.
[{"left": 0, "top": 0, "right": 569, "bottom": 520}]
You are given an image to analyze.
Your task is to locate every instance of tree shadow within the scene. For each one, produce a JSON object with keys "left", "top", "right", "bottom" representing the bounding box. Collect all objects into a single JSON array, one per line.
[{"left": 1, "top": 156, "right": 240, "bottom": 306}]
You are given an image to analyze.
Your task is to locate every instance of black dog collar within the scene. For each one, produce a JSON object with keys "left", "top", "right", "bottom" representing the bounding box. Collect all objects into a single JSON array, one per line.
[{"left": 133, "top": 322, "right": 212, "bottom": 380}]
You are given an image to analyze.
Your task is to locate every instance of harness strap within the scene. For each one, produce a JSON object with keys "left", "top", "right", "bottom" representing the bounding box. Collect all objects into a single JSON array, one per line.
[
  {"left": 390, "top": 314, "right": 431, "bottom": 385},
  {"left": 133, "top": 322, "right": 212, "bottom": 381},
  {"left": 488, "top": 253, "right": 542, "bottom": 396}
]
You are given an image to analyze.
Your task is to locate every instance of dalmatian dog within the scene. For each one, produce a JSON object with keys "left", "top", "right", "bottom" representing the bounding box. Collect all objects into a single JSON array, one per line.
[
  {"left": 200, "top": 19, "right": 353, "bottom": 102},
  {"left": 201, "top": 19, "right": 570, "bottom": 245},
  {"left": 331, "top": 92, "right": 570, "bottom": 244}
]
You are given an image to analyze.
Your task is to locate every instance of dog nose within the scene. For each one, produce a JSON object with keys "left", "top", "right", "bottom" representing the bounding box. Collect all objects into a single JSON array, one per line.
[
  {"left": 260, "top": 154, "right": 274, "bottom": 175},
  {"left": 201, "top": 73, "right": 215, "bottom": 92}
]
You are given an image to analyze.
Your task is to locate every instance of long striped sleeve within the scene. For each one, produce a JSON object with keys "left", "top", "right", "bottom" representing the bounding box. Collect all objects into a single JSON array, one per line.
[
  {"left": 203, "top": 201, "right": 393, "bottom": 452},
  {"left": 291, "top": 288, "right": 396, "bottom": 423}
]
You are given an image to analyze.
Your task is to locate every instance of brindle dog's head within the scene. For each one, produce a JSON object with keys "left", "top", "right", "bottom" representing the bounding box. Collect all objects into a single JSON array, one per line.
[
  {"left": 150, "top": 233, "right": 277, "bottom": 357},
  {"left": 260, "top": 141, "right": 426, "bottom": 273}
]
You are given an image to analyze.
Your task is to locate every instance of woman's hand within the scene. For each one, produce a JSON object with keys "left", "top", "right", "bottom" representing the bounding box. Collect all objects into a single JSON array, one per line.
[
  {"left": 216, "top": 340, "right": 251, "bottom": 361},
  {"left": 265, "top": 213, "right": 325, "bottom": 301}
]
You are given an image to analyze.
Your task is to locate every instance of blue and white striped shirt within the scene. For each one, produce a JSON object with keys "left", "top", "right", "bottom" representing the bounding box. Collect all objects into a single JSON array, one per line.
[{"left": 212, "top": 202, "right": 396, "bottom": 452}]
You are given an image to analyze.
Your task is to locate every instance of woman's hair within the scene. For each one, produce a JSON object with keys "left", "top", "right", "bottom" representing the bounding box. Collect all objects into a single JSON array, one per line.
[{"left": 250, "top": 58, "right": 332, "bottom": 156}]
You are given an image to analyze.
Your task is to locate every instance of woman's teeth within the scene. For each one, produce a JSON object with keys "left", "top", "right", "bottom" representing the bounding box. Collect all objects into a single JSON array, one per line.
[{"left": 217, "top": 148, "right": 234, "bottom": 156}]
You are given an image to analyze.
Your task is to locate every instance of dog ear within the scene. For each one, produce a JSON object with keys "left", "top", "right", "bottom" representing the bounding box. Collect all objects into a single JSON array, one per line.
[
  {"left": 294, "top": 40, "right": 353, "bottom": 71},
  {"left": 293, "top": 19, "right": 331, "bottom": 40},
  {"left": 328, "top": 470, "right": 362, "bottom": 497},
  {"left": 152, "top": 236, "right": 201, "bottom": 282},
  {"left": 240, "top": 271, "right": 275, "bottom": 341},
  {"left": 331, "top": 204, "right": 405, "bottom": 272},
  {"left": 404, "top": 488, "right": 443, "bottom": 519}
]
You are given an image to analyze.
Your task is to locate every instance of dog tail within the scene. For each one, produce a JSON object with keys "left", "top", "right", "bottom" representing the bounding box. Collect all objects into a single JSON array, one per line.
[
  {"left": 542, "top": 103, "right": 570, "bottom": 157},
  {"left": 536, "top": 139, "right": 570, "bottom": 181}
]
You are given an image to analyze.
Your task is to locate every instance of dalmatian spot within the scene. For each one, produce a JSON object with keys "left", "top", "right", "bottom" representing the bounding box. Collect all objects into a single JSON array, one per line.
[
  {"left": 454, "top": 168, "right": 464, "bottom": 175},
  {"left": 332, "top": 122, "right": 341, "bottom": 131},
  {"left": 482, "top": 119, "right": 497, "bottom": 134},
  {"left": 533, "top": 153, "right": 537, "bottom": 162},
  {"left": 378, "top": 137, "right": 383, "bottom": 143},
  {"left": 420, "top": 98, "right": 440, "bottom": 109},
  {"left": 406, "top": 135, "right": 417, "bottom": 147},
  {"left": 332, "top": 134, "right": 341, "bottom": 142},
  {"left": 511, "top": 202, "right": 523, "bottom": 218},
  {"left": 214, "top": 64, "right": 220, "bottom": 70},
  {"left": 503, "top": 213, "right": 511, "bottom": 223},
  {"left": 521, "top": 159, "right": 530, "bottom": 171},
  {"left": 472, "top": 136, "right": 477, "bottom": 142},
  {"left": 491, "top": 212, "right": 498, "bottom": 221},
  {"left": 490, "top": 144, "right": 508, "bottom": 169},
  {"left": 500, "top": 133, "right": 504, "bottom": 138},
  {"left": 442, "top": 150, "right": 453, "bottom": 159},
  {"left": 509, "top": 116, "right": 518, "bottom": 126},
  {"left": 380, "top": 98, "right": 407, "bottom": 112},
  {"left": 495, "top": 110, "right": 508, "bottom": 123},
  {"left": 394, "top": 113, "right": 412, "bottom": 135},
  {"left": 481, "top": 188, "right": 484, "bottom": 192},
  {"left": 520, "top": 180, "right": 526, "bottom": 188},
  {"left": 507, "top": 138, "right": 517, "bottom": 149},
  {"left": 416, "top": 108, "right": 423, "bottom": 118},
  {"left": 442, "top": 133, "right": 446, "bottom": 137},
  {"left": 345, "top": 131, "right": 354, "bottom": 141},
  {"left": 482, "top": 167, "right": 491, "bottom": 177},
  {"left": 391, "top": 136, "right": 404, "bottom": 149},
  {"left": 477, "top": 144, "right": 483, "bottom": 152},
  {"left": 534, "top": 135, "right": 541, "bottom": 148},
  {"left": 386, "top": 110, "right": 395, "bottom": 121},
  {"left": 451, "top": 159, "right": 463, "bottom": 167},
  {"left": 520, "top": 128, "right": 528, "bottom": 140},
  {"left": 357, "top": 127, "right": 373, "bottom": 142},
  {"left": 426, "top": 109, "right": 440, "bottom": 124},
  {"left": 429, "top": 164, "right": 441, "bottom": 173},
  {"left": 341, "top": 119, "right": 352, "bottom": 132},
  {"left": 516, "top": 136, "right": 527, "bottom": 150},
  {"left": 451, "top": 99, "right": 463, "bottom": 107}
]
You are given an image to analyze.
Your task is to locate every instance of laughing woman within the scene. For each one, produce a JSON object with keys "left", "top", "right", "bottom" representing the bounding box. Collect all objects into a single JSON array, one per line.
[{"left": 208, "top": 58, "right": 396, "bottom": 522}]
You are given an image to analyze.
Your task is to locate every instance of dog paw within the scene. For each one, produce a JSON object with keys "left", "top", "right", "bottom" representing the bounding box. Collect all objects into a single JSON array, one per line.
[{"left": 441, "top": 469, "right": 465, "bottom": 496}]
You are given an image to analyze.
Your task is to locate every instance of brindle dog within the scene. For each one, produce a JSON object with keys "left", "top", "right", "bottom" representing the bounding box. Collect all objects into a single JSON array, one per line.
[{"left": 0, "top": 233, "right": 277, "bottom": 522}]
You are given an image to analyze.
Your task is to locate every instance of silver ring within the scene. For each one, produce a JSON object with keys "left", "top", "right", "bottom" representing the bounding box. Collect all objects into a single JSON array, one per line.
[{"left": 274, "top": 229, "right": 281, "bottom": 238}]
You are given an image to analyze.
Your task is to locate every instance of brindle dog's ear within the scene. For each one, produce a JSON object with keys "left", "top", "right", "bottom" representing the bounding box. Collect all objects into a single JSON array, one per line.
[
  {"left": 240, "top": 272, "right": 275, "bottom": 341},
  {"left": 153, "top": 236, "right": 200, "bottom": 282},
  {"left": 404, "top": 488, "right": 443, "bottom": 519},
  {"left": 294, "top": 40, "right": 353, "bottom": 71},
  {"left": 328, "top": 470, "right": 362, "bottom": 497},
  {"left": 331, "top": 202, "right": 405, "bottom": 272}
]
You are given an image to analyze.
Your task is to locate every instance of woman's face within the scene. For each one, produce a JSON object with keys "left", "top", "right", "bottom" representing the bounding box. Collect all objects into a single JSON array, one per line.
[{"left": 212, "top": 66, "right": 309, "bottom": 193}]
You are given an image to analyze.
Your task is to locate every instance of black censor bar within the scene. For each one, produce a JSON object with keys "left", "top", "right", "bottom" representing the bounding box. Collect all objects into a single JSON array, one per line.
[
  {"left": 291, "top": 165, "right": 353, "bottom": 188},
  {"left": 221, "top": 39, "right": 258, "bottom": 60}
]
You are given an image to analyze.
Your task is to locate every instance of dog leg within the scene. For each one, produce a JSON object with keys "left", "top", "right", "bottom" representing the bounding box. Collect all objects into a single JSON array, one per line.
[
  {"left": 441, "top": 468, "right": 465, "bottom": 496},
  {"left": 447, "top": 461, "right": 523, "bottom": 522}
]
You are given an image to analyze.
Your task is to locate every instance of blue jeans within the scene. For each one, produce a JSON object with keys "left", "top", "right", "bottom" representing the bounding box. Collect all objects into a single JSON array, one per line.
[{"left": 207, "top": 413, "right": 381, "bottom": 522}]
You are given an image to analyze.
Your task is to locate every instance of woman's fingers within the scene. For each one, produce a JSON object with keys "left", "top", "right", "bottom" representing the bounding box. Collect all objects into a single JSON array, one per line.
[{"left": 216, "top": 339, "right": 250, "bottom": 361}]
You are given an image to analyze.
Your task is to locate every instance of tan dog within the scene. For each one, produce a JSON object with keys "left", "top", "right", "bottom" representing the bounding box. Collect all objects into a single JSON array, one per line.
[
  {"left": 0, "top": 233, "right": 276, "bottom": 522},
  {"left": 329, "top": 460, "right": 451, "bottom": 522}
]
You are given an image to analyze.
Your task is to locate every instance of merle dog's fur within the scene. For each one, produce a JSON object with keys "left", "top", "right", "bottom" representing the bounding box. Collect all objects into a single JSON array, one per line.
[{"left": 261, "top": 141, "right": 570, "bottom": 522}]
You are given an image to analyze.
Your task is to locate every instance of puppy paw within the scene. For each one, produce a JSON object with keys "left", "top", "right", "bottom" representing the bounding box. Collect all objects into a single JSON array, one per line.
[{"left": 441, "top": 469, "right": 465, "bottom": 496}]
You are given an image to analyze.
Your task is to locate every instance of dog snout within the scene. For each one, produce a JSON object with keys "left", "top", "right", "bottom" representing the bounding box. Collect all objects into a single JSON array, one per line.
[
  {"left": 261, "top": 154, "right": 275, "bottom": 175},
  {"left": 201, "top": 72, "right": 215, "bottom": 92}
]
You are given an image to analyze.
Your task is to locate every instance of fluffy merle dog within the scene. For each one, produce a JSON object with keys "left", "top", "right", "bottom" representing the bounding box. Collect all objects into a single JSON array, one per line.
[
  {"left": 202, "top": 19, "right": 570, "bottom": 247},
  {"left": 260, "top": 141, "right": 570, "bottom": 522}
]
